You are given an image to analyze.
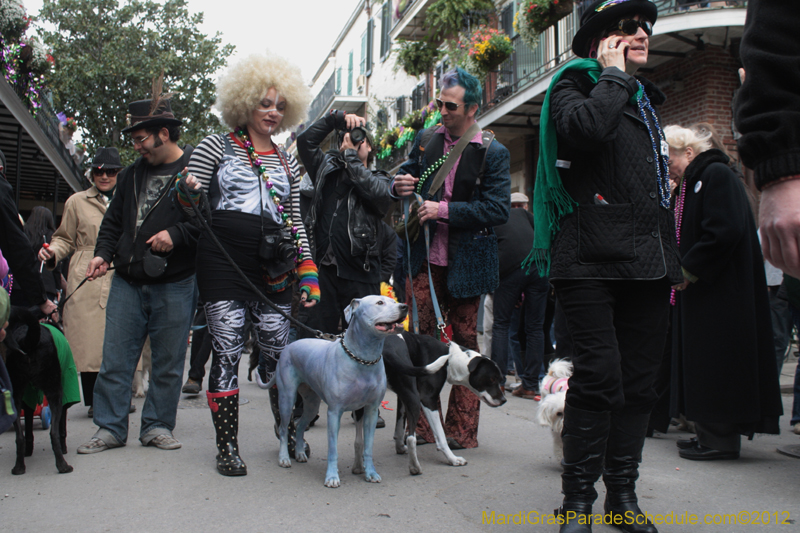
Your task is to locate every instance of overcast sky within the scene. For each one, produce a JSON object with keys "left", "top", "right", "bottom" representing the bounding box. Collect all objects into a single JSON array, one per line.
[{"left": 26, "top": 0, "right": 362, "bottom": 85}]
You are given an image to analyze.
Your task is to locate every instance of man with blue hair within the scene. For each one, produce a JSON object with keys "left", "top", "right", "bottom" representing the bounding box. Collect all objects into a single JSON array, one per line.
[{"left": 393, "top": 67, "right": 510, "bottom": 448}]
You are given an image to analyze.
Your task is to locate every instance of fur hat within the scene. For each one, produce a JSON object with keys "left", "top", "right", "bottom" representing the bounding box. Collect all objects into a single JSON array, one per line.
[{"left": 572, "top": 0, "right": 658, "bottom": 58}]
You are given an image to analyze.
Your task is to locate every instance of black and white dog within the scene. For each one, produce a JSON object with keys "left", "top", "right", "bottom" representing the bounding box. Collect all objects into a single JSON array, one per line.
[
  {"left": 2, "top": 307, "right": 73, "bottom": 475},
  {"left": 383, "top": 331, "right": 506, "bottom": 475}
]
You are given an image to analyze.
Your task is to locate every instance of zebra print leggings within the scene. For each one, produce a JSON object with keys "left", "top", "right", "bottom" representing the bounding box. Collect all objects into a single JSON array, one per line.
[{"left": 204, "top": 300, "right": 291, "bottom": 392}]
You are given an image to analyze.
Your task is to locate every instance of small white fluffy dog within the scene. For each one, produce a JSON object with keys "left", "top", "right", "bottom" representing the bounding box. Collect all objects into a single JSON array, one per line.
[{"left": 536, "top": 358, "right": 572, "bottom": 459}]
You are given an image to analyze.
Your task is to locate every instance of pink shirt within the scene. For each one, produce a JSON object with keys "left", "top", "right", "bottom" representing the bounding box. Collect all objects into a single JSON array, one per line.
[{"left": 429, "top": 125, "right": 483, "bottom": 266}]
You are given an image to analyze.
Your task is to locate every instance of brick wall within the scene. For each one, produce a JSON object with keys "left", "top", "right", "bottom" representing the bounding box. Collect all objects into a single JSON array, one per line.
[{"left": 648, "top": 45, "right": 742, "bottom": 162}]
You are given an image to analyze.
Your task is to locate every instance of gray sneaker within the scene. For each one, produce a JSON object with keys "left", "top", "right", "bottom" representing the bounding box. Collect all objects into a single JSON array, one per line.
[
  {"left": 77, "top": 437, "right": 117, "bottom": 454},
  {"left": 146, "top": 434, "right": 182, "bottom": 450}
]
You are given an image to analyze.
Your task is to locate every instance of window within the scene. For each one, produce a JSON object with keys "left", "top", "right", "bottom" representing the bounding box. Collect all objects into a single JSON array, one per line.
[
  {"left": 380, "top": 2, "right": 391, "bottom": 61},
  {"left": 336, "top": 66, "right": 342, "bottom": 95}
]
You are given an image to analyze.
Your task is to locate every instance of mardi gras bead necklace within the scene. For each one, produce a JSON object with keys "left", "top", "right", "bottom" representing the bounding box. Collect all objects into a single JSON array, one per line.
[
  {"left": 669, "top": 177, "right": 687, "bottom": 306},
  {"left": 236, "top": 127, "right": 302, "bottom": 259},
  {"left": 416, "top": 149, "right": 451, "bottom": 194},
  {"left": 636, "top": 81, "right": 671, "bottom": 210}
]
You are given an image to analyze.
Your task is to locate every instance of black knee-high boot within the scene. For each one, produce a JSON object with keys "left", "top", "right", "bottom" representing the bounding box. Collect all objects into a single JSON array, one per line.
[
  {"left": 603, "top": 413, "right": 657, "bottom": 533},
  {"left": 268, "top": 387, "right": 309, "bottom": 459},
  {"left": 558, "top": 404, "right": 611, "bottom": 533},
  {"left": 207, "top": 390, "right": 247, "bottom": 476}
]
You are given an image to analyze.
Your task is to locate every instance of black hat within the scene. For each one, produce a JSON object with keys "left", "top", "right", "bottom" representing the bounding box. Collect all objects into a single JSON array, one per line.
[
  {"left": 572, "top": 0, "right": 658, "bottom": 58},
  {"left": 91, "top": 147, "right": 123, "bottom": 169},
  {"left": 121, "top": 98, "right": 182, "bottom": 134}
]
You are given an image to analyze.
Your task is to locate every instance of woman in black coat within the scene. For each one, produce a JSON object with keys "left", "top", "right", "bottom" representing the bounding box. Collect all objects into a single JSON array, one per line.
[
  {"left": 665, "top": 125, "right": 782, "bottom": 461},
  {"left": 532, "top": 2, "right": 681, "bottom": 532}
]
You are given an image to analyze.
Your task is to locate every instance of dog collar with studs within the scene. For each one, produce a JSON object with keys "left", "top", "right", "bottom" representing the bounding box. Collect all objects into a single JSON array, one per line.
[{"left": 340, "top": 339, "right": 381, "bottom": 366}]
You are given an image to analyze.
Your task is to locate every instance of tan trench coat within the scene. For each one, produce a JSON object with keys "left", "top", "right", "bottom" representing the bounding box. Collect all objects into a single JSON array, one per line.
[{"left": 47, "top": 185, "right": 113, "bottom": 372}]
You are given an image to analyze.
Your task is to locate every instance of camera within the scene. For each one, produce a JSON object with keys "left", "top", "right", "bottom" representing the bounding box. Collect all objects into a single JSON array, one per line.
[
  {"left": 338, "top": 126, "right": 368, "bottom": 147},
  {"left": 349, "top": 126, "right": 367, "bottom": 145},
  {"left": 258, "top": 229, "right": 296, "bottom": 263}
]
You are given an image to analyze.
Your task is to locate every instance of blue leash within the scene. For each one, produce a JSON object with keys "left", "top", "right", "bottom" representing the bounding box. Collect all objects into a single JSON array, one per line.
[{"left": 402, "top": 194, "right": 450, "bottom": 344}]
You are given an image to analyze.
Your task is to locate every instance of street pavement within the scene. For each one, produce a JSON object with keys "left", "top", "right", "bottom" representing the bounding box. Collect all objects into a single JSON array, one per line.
[{"left": 1, "top": 350, "right": 799, "bottom": 533}]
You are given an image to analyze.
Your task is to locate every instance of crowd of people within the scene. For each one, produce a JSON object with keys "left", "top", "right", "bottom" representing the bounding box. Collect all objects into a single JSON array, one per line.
[{"left": 1, "top": 0, "right": 798, "bottom": 531}]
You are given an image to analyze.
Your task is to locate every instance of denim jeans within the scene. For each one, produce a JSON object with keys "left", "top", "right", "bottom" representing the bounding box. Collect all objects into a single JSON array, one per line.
[
  {"left": 92, "top": 274, "right": 197, "bottom": 445},
  {"left": 491, "top": 267, "right": 549, "bottom": 391}
]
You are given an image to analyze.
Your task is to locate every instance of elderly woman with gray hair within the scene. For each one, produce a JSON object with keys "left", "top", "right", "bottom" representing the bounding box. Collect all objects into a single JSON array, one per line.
[
  {"left": 182, "top": 52, "right": 319, "bottom": 476},
  {"left": 664, "top": 124, "right": 782, "bottom": 462}
]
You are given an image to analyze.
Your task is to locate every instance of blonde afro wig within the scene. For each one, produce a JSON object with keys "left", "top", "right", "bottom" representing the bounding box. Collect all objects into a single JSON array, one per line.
[{"left": 216, "top": 52, "right": 311, "bottom": 132}]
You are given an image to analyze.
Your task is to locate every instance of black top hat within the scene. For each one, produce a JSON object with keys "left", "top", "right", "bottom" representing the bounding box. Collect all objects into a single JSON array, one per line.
[
  {"left": 91, "top": 147, "right": 123, "bottom": 169},
  {"left": 121, "top": 98, "right": 183, "bottom": 134},
  {"left": 572, "top": 0, "right": 658, "bottom": 58}
]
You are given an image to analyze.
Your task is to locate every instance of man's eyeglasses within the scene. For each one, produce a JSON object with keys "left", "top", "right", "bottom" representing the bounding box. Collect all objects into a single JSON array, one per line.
[
  {"left": 131, "top": 133, "right": 153, "bottom": 147},
  {"left": 92, "top": 167, "right": 121, "bottom": 177},
  {"left": 435, "top": 98, "right": 465, "bottom": 112},
  {"left": 609, "top": 18, "right": 653, "bottom": 36}
]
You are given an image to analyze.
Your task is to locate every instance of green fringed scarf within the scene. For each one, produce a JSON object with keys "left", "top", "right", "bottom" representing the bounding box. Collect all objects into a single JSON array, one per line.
[{"left": 523, "top": 59, "right": 643, "bottom": 276}]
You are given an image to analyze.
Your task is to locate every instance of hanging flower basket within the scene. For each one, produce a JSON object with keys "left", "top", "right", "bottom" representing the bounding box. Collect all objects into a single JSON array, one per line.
[
  {"left": 395, "top": 40, "right": 441, "bottom": 78},
  {"left": 514, "top": 0, "right": 574, "bottom": 50},
  {"left": 0, "top": 0, "right": 31, "bottom": 44},
  {"left": 20, "top": 37, "right": 53, "bottom": 77},
  {"left": 468, "top": 25, "right": 513, "bottom": 74}
]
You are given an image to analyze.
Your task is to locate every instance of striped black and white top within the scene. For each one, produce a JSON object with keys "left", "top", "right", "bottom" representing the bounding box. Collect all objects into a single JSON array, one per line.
[{"left": 188, "top": 132, "right": 312, "bottom": 263}]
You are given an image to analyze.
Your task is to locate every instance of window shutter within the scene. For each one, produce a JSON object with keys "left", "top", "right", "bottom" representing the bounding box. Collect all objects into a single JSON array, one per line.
[{"left": 366, "top": 18, "right": 374, "bottom": 76}]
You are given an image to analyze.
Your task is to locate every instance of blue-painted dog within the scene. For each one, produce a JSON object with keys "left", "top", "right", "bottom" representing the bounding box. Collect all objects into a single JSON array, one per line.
[{"left": 273, "top": 295, "right": 408, "bottom": 488}]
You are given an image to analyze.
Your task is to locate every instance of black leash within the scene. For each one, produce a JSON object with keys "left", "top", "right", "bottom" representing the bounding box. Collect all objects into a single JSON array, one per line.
[{"left": 56, "top": 260, "right": 139, "bottom": 316}]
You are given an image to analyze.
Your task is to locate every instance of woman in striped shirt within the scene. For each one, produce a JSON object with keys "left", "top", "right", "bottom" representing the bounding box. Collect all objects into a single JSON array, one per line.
[{"left": 182, "top": 53, "right": 318, "bottom": 477}]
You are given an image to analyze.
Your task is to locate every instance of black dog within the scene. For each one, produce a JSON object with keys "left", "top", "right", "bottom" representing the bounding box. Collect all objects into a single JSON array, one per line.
[
  {"left": 3, "top": 307, "right": 72, "bottom": 475},
  {"left": 382, "top": 331, "right": 506, "bottom": 475}
]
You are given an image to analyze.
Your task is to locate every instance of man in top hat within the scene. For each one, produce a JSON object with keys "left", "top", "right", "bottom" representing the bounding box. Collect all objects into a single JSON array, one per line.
[
  {"left": 78, "top": 96, "right": 199, "bottom": 453},
  {"left": 0, "top": 148, "right": 59, "bottom": 320}
]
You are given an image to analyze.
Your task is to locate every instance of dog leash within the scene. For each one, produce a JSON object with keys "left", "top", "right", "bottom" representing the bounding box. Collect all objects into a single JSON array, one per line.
[
  {"left": 402, "top": 193, "right": 451, "bottom": 345},
  {"left": 56, "top": 260, "right": 140, "bottom": 316}
]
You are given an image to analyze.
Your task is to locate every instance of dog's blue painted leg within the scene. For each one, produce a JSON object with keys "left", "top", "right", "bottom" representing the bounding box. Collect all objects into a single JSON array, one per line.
[
  {"left": 361, "top": 403, "right": 382, "bottom": 483},
  {"left": 277, "top": 370, "right": 299, "bottom": 468},
  {"left": 324, "top": 408, "right": 343, "bottom": 488},
  {"left": 352, "top": 412, "right": 365, "bottom": 475},
  {"left": 293, "top": 386, "right": 320, "bottom": 463}
]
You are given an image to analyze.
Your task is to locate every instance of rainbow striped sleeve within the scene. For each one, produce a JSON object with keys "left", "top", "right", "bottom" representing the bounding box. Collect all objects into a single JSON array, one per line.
[{"left": 297, "top": 259, "right": 320, "bottom": 302}]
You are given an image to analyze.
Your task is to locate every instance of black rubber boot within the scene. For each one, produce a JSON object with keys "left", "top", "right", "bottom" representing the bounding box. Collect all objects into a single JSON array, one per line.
[
  {"left": 268, "top": 387, "right": 309, "bottom": 459},
  {"left": 558, "top": 404, "right": 612, "bottom": 533},
  {"left": 207, "top": 390, "right": 247, "bottom": 476},
  {"left": 603, "top": 413, "right": 657, "bottom": 533}
]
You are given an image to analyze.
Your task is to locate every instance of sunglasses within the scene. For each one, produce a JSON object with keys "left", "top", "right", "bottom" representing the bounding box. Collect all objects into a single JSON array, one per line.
[
  {"left": 92, "top": 167, "right": 121, "bottom": 177},
  {"left": 435, "top": 98, "right": 465, "bottom": 112},
  {"left": 609, "top": 18, "right": 653, "bottom": 36}
]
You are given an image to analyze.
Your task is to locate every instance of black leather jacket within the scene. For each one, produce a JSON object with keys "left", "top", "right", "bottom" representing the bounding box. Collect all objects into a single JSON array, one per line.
[{"left": 297, "top": 110, "right": 393, "bottom": 282}]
